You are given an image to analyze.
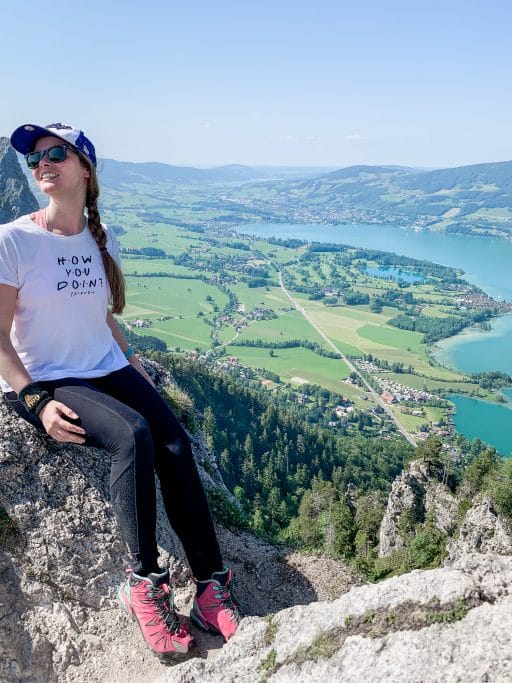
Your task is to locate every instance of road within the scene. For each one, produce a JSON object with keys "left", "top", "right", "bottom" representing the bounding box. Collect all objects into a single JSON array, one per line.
[{"left": 277, "top": 271, "right": 417, "bottom": 447}]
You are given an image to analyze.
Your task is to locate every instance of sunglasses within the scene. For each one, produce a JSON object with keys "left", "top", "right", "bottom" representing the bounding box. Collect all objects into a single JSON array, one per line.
[{"left": 25, "top": 144, "right": 77, "bottom": 169}]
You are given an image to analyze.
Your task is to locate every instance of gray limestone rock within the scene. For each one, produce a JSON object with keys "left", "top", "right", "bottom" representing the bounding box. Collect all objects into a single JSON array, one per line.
[
  {"left": 378, "top": 459, "right": 458, "bottom": 558},
  {"left": 0, "top": 137, "right": 39, "bottom": 223},
  {"left": 152, "top": 553, "right": 512, "bottom": 683},
  {"left": 0, "top": 361, "right": 357, "bottom": 682},
  {"left": 446, "top": 496, "right": 512, "bottom": 564},
  {"left": 4, "top": 369, "right": 512, "bottom": 682}
]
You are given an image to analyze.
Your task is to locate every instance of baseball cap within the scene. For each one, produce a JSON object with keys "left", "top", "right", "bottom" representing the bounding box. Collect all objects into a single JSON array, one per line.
[{"left": 10, "top": 122, "right": 97, "bottom": 167}]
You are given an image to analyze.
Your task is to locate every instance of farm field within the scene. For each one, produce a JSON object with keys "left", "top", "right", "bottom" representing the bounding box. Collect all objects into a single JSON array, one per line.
[
  {"left": 230, "top": 284, "right": 290, "bottom": 310},
  {"left": 224, "top": 344, "right": 352, "bottom": 396},
  {"left": 104, "top": 206, "right": 505, "bottom": 441},
  {"left": 125, "top": 276, "right": 229, "bottom": 318},
  {"left": 236, "top": 310, "right": 329, "bottom": 346},
  {"left": 390, "top": 406, "right": 444, "bottom": 432},
  {"left": 129, "top": 316, "right": 213, "bottom": 348}
]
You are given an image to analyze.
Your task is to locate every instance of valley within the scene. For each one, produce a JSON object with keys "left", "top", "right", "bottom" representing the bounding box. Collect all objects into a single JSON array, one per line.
[{"left": 97, "top": 180, "right": 511, "bottom": 453}]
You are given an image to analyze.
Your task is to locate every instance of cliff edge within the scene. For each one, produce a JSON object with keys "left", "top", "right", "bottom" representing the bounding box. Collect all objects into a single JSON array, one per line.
[{"left": 2, "top": 362, "right": 512, "bottom": 682}]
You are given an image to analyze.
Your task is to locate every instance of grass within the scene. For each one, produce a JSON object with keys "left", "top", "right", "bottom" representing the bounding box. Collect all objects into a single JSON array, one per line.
[
  {"left": 94, "top": 210, "right": 488, "bottom": 436},
  {"left": 224, "top": 345, "right": 350, "bottom": 391},
  {"left": 237, "top": 311, "right": 329, "bottom": 347},
  {"left": 357, "top": 324, "right": 425, "bottom": 354},
  {"left": 231, "top": 284, "right": 290, "bottom": 311}
]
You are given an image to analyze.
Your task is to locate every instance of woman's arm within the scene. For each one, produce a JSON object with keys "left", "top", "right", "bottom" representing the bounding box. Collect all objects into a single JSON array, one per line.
[
  {"left": 0, "top": 284, "right": 85, "bottom": 443},
  {"left": 107, "top": 311, "right": 156, "bottom": 388},
  {"left": 0, "top": 284, "right": 33, "bottom": 393}
]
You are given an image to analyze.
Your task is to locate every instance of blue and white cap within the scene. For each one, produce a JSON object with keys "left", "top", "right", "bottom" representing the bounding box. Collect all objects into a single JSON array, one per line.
[{"left": 10, "top": 122, "right": 97, "bottom": 167}]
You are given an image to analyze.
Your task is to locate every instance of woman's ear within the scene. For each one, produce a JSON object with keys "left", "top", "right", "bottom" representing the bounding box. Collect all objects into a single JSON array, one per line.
[{"left": 84, "top": 168, "right": 90, "bottom": 178}]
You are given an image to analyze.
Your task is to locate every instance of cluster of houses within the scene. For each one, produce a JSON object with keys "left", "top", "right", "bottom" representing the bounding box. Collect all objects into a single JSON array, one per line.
[
  {"left": 454, "top": 293, "right": 512, "bottom": 313},
  {"left": 355, "top": 359, "right": 390, "bottom": 375},
  {"left": 353, "top": 359, "right": 434, "bottom": 404},
  {"left": 129, "top": 319, "right": 152, "bottom": 329},
  {"left": 377, "top": 379, "right": 434, "bottom": 405},
  {"left": 216, "top": 305, "right": 277, "bottom": 334}
]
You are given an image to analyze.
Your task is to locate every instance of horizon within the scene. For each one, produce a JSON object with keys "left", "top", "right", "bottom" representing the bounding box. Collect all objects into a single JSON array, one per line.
[
  {"left": 2, "top": 1, "right": 511, "bottom": 168},
  {"left": 93, "top": 157, "right": 512, "bottom": 172},
  {"left": 9, "top": 144, "right": 512, "bottom": 172}
]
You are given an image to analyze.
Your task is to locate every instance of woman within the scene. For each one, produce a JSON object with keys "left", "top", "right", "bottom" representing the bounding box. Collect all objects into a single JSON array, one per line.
[{"left": 0, "top": 122, "right": 241, "bottom": 656}]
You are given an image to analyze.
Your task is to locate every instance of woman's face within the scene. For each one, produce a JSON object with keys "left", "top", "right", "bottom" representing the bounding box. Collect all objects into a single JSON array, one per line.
[{"left": 32, "top": 135, "right": 90, "bottom": 197}]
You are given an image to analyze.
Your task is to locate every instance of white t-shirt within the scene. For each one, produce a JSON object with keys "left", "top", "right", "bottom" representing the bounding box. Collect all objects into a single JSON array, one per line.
[{"left": 0, "top": 214, "right": 128, "bottom": 392}]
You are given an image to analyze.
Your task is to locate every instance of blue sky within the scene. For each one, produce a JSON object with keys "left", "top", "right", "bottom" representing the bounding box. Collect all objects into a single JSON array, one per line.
[{"left": 1, "top": 0, "right": 511, "bottom": 167}]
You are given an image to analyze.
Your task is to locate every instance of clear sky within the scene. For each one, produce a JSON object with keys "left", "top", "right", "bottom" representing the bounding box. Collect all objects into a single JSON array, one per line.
[{"left": 1, "top": 0, "right": 511, "bottom": 168}]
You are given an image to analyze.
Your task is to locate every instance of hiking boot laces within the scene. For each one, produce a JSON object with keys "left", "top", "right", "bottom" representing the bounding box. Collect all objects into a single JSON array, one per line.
[
  {"left": 145, "top": 585, "right": 181, "bottom": 633},
  {"left": 214, "top": 578, "right": 244, "bottom": 624}
]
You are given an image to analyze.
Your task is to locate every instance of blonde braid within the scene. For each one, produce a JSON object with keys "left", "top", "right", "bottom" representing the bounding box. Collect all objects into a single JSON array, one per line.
[{"left": 86, "top": 169, "right": 126, "bottom": 314}]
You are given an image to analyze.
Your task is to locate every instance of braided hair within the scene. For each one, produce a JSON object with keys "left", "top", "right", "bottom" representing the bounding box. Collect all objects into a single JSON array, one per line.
[{"left": 85, "top": 166, "right": 126, "bottom": 314}]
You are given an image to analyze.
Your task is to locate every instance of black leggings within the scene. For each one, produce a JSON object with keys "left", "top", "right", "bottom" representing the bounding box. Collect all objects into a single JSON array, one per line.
[{"left": 5, "top": 365, "right": 223, "bottom": 579}]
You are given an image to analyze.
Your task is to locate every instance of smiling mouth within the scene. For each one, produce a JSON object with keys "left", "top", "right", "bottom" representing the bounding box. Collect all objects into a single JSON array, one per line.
[{"left": 40, "top": 173, "right": 59, "bottom": 180}]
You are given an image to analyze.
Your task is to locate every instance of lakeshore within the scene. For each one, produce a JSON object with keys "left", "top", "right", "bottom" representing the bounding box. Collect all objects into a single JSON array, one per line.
[{"left": 240, "top": 222, "right": 512, "bottom": 454}]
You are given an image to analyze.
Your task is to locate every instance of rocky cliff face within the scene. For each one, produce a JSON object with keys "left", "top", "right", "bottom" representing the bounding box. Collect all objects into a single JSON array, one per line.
[
  {"left": 150, "top": 553, "right": 512, "bottom": 683},
  {"left": 446, "top": 497, "right": 512, "bottom": 562},
  {"left": 378, "top": 459, "right": 460, "bottom": 557},
  {"left": 0, "top": 137, "right": 39, "bottom": 223},
  {"left": 378, "top": 457, "right": 512, "bottom": 564}
]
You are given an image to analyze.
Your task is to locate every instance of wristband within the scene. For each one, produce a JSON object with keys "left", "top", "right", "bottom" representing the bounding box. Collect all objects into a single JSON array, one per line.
[
  {"left": 124, "top": 346, "right": 136, "bottom": 360},
  {"left": 18, "top": 382, "right": 53, "bottom": 416}
]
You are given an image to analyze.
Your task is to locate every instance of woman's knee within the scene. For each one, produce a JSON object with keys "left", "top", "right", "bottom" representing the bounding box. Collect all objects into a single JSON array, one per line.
[{"left": 111, "top": 412, "right": 154, "bottom": 456}]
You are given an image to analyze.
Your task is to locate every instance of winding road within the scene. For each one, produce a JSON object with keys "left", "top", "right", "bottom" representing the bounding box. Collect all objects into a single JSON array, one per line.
[{"left": 277, "top": 271, "right": 417, "bottom": 447}]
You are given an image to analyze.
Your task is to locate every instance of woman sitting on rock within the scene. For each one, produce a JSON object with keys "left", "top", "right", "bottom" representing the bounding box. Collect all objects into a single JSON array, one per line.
[{"left": 0, "top": 122, "right": 241, "bottom": 656}]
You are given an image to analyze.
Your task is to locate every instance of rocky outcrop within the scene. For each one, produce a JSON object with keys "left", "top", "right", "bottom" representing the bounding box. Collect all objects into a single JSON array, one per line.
[
  {"left": 0, "top": 361, "right": 358, "bottom": 682},
  {"left": 0, "top": 137, "right": 39, "bottom": 222},
  {"left": 378, "top": 459, "right": 459, "bottom": 557},
  {"left": 4, "top": 372, "right": 512, "bottom": 682},
  {"left": 446, "top": 496, "right": 512, "bottom": 563},
  {"left": 378, "top": 457, "right": 512, "bottom": 565},
  {"left": 154, "top": 553, "right": 512, "bottom": 682}
]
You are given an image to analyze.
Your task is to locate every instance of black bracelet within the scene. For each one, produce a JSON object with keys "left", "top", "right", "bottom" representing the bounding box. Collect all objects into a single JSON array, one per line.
[{"left": 18, "top": 382, "right": 53, "bottom": 416}]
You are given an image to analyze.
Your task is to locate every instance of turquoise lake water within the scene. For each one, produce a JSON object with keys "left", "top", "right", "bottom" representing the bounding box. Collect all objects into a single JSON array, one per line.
[
  {"left": 448, "top": 394, "right": 512, "bottom": 456},
  {"left": 435, "top": 315, "right": 512, "bottom": 375},
  {"left": 365, "top": 266, "right": 425, "bottom": 284},
  {"left": 241, "top": 222, "right": 512, "bottom": 454}
]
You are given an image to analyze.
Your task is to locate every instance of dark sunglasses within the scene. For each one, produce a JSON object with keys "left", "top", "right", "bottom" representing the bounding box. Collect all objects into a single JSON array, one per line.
[{"left": 25, "top": 144, "right": 76, "bottom": 169}]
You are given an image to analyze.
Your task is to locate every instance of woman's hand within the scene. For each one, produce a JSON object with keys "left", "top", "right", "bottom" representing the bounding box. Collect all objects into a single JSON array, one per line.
[{"left": 38, "top": 400, "right": 87, "bottom": 444}]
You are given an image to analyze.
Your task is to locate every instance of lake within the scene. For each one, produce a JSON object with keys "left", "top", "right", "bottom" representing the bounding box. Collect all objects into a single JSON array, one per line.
[
  {"left": 448, "top": 394, "right": 512, "bottom": 456},
  {"left": 242, "top": 222, "right": 512, "bottom": 300},
  {"left": 435, "top": 314, "right": 512, "bottom": 375},
  {"left": 364, "top": 266, "right": 426, "bottom": 284},
  {"left": 241, "top": 222, "right": 512, "bottom": 454}
]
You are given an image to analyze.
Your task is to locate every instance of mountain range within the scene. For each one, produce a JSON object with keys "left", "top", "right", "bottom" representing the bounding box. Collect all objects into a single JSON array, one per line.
[
  {"left": 97, "top": 157, "right": 512, "bottom": 236},
  {"left": 6, "top": 136, "right": 512, "bottom": 237}
]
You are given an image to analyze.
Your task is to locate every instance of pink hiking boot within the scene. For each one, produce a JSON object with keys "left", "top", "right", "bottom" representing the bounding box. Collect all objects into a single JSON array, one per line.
[
  {"left": 190, "top": 568, "right": 243, "bottom": 641},
  {"left": 118, "top": 568, "right": 194, "bottom": 655}
]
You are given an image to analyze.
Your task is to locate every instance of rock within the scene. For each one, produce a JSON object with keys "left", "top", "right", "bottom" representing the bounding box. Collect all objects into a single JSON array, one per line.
[
  {"left": 378, "top": 459, "right": 458, "bottom": 557},
  {"left": 151, "top": 553, "right": 512, "bottom": 682},
  {"left": 0, "top": 363, "right": 357, "bottom": 682},
  {"left": 446, "top": 496, "right": 512, "bottom": 564},
  {"left": 0, "top": 137, "right": 39, "bottom": 223}
]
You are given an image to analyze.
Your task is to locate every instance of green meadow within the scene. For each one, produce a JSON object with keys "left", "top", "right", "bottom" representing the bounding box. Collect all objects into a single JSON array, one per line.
[
  {"left": 224, "top": 344, "right": 351, "bottom": 395},
  {"left": 105, "top": 194, "right": 491, "bottom": 416}
]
